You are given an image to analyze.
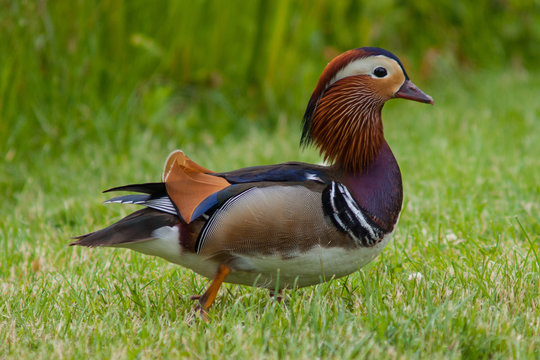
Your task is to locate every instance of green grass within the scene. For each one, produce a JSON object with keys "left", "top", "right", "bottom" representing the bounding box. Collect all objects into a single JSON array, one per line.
[
  {"left": 1, "top": 68, "right": 539, "bottom": 359},
  {"left": 1, "top": 1, "right": 539, "bottom": 357}
]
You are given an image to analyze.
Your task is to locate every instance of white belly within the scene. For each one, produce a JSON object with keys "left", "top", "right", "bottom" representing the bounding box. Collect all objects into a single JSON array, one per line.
[
  {"left": 225, "top": 231, "right": 393, "bottom": 288},
  {"left": 119, "top": 226, "right": 394, "bottom": 289}
]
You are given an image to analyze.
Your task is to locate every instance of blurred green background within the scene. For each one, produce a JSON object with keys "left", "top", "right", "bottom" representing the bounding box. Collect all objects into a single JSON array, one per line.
[
  {"left": 1, "top": 0, "right": 539, "bottom": 204},
  {"left": 2, "top": 0, "right": 539, "bottom": 160}
]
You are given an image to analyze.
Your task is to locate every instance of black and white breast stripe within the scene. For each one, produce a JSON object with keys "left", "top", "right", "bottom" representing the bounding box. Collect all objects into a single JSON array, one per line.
[{"left": 322, "top": 182, "right": 384, "bottom": 247}]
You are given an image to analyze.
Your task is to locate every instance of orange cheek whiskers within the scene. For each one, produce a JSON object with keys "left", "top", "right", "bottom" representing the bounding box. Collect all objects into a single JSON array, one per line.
[{"left": 309, "top": 77, "right": 385, "bottom": 173}]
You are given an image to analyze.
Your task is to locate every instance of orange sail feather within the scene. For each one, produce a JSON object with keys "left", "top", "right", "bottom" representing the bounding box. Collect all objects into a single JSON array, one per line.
[{"left": 163, "top": 150, "right": 230, "bottom": 223}]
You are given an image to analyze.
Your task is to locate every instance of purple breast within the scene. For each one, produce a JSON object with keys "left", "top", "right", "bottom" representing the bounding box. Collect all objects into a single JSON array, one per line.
[{"left": 342, "top": 141, "right": 403, "bottom": 232}]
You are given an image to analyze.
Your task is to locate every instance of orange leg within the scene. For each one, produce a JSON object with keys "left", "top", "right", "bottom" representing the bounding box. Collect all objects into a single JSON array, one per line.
[{"left": 192, "top": 264, "right": 231, "bottom": 318}]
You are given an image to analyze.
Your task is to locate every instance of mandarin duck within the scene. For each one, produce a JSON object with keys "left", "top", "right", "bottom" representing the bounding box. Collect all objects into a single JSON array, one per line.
[{"left": 73, "top": 47, "right": 433, "bottom": 315}]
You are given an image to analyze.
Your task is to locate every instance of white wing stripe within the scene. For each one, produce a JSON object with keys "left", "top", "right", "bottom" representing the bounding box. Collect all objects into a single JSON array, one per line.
[{"left": 105, "top": 195, "right": 178, "bottom": 215}]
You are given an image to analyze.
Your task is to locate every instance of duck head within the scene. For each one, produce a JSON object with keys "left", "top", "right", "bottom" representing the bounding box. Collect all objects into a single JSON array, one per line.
[{"left": 301, "top": 47, "right": 433, "bottom": 173}]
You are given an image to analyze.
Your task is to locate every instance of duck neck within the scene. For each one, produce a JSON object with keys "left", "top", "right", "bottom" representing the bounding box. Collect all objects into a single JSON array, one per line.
[
  {"left": 340, "top": 140, "right": 403, "bottom": 232},
  {"left": 307, "top": 78, "right": 385, "bottom": 173}
]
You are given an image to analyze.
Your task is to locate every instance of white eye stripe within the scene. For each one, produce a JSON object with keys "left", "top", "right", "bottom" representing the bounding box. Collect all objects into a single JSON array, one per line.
[{"left": 328, "top": 55, "right": 399, "bottom": 87}]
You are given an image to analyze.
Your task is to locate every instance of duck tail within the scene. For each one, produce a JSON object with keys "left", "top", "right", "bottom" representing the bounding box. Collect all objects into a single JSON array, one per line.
[{"left": 71, "top": 208, "right": 178, "bottom": 247}]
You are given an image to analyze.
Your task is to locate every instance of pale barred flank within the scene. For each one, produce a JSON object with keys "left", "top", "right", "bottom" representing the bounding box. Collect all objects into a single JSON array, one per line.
[{"left": 310, "top": 76, "right": 385, "bottom": 173}]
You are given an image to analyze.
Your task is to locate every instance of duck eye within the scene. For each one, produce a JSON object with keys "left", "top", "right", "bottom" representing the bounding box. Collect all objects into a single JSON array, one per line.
[{"left": 373, "top": 67, "right": 387, "bottom": 78}]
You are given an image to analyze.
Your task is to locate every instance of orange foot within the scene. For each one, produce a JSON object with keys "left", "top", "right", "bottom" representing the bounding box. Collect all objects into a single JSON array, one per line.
[{"left": 189, "top": 264, "right": 231, "bottom": 321}]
